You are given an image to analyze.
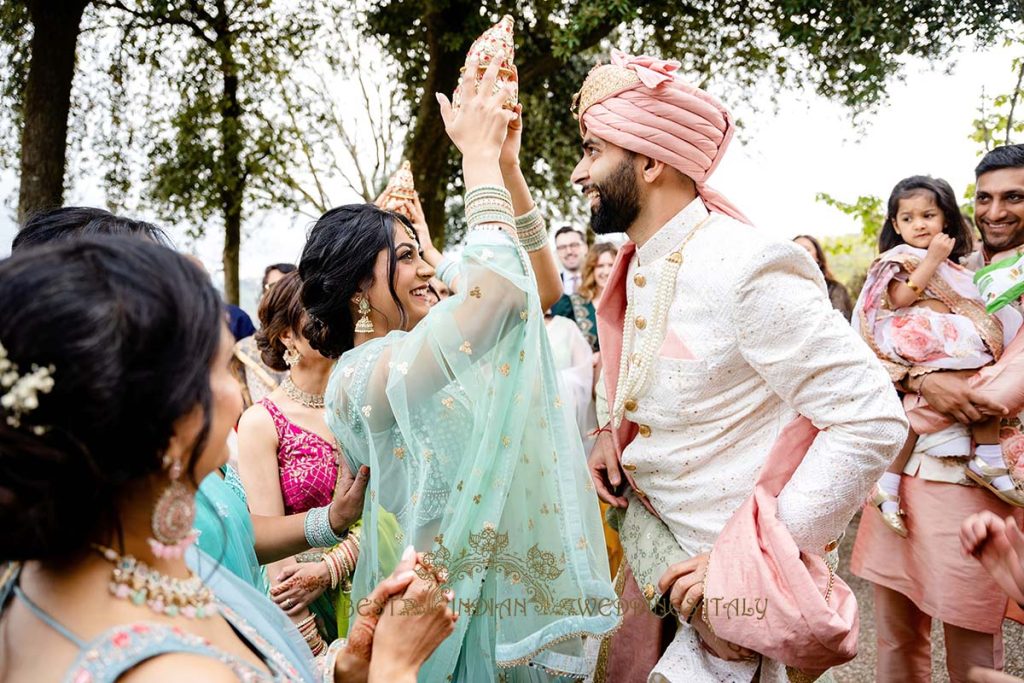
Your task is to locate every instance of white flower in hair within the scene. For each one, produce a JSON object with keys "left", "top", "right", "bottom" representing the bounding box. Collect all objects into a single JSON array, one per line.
[{"left": 0, "top": 342, "right": 56, "bottom": 430}]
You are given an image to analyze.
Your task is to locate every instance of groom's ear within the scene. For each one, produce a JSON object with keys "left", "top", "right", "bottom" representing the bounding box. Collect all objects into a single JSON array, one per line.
[{"left": 640, "top": 156, "right": 670, "bottom": 185}]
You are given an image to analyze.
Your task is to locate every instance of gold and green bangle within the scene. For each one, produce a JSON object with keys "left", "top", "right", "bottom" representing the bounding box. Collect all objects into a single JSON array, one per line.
[
  {"left": 514, "top": 208, "right": 548, "bottom": 252},
  {"left": 468, "top": 211, "right": 515, "bottom": 230}
]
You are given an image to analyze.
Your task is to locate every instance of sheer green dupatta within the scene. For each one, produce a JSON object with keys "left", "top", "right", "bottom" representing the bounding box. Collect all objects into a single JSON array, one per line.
[{"left": 326, "top": 226, "right": 618, "bottom": 681}]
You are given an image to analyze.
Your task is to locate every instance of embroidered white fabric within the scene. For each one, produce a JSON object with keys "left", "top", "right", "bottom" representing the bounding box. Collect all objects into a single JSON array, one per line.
[{"left": 614, "top": 199, "right": 907, "bottom": 682}]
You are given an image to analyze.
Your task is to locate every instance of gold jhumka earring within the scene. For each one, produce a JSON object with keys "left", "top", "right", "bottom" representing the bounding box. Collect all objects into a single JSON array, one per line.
[{"left": 355, "top": 296, "right": 375, "bottom": 335}]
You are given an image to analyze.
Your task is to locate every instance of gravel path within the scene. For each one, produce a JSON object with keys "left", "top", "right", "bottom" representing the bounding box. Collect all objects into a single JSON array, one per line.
[{"left": 833, "top": 511, "right": 1024, "bottom": 682}]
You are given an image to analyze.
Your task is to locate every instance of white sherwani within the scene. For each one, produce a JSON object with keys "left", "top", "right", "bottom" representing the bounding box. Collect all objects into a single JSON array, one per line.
[{"left": 609, "top": 199, "right": 907, "bottom": 682}]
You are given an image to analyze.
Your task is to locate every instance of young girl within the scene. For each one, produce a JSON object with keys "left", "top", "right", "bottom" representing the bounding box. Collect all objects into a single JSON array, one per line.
[{"left": 855, "top": 175, "right": 1024, "bottom": 536}]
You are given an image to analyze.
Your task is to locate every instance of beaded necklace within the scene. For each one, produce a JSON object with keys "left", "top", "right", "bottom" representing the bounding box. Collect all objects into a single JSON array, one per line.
[
  {"left": 282, "top": 375, "right": 325, "bottom": 409},
  {"left": 612, "top": 214, "right": 716, "bottom": 427},
  {"left": 93, "top": 544, "right": 218, "bottom": 619}
]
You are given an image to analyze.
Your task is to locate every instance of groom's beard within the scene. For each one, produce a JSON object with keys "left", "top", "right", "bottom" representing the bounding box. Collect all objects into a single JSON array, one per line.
[{"left": 590, "top": 159, "right": 641, "bottom": 236}]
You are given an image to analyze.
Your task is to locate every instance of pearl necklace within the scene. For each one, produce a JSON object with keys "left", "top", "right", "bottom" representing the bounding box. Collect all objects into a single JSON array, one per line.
[
  {"left": 282, "top": 375, "right": 325, "bottom": 409},
  {"left": 612, "top": 214, "right": 716, "bottom": 427}
]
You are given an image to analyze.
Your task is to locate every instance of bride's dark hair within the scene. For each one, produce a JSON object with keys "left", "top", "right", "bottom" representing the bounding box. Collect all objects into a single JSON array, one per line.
[{"left": 299, "top": 204, "right": 416, "bottom": 359}]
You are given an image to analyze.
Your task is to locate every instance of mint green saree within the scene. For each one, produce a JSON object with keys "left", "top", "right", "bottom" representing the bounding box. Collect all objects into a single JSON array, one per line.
[{"left": 326, "top": 225, "right": 618, "bottom": 681}]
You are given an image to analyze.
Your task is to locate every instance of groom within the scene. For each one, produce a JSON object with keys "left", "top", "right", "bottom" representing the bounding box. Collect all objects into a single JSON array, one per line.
[{"left": 576, "top": 51, "right": 908, "bottom": 681}]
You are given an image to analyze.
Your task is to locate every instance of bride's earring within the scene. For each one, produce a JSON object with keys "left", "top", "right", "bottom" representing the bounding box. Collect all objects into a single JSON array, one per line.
[
  {"left": 283, "top": 345, "right": 302, "bottom": 367},
  {"left": 149, "top": 455, "right": 198, "bottom": 559},
  {"left": 354, "top": 296, "right": 375, "bottom": 335}
]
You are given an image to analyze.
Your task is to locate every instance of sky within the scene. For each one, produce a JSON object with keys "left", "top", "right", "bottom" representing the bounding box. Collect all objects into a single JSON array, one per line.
[{"left": 0, "top": 39, "right": 1019, "bottom": 314}]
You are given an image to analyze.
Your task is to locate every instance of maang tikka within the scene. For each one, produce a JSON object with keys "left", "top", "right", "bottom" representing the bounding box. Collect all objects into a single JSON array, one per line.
[
  {"left": 354, "top": 296, "right": 375, "bottom": 335},
  {"left": 149, "top": 455, "right": 199, "bottom": 559}
]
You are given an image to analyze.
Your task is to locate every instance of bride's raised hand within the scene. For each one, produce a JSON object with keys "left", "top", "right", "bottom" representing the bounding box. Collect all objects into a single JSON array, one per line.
[{"left": 435, "top": 55, "right": 516, "bottom": 163}]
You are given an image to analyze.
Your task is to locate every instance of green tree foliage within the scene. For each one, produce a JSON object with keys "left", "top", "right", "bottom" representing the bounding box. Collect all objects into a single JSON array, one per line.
[
  {"left": 81, "top": 0, "right": 337, "bottom": 303},
  {"left": 815, "top": 192, "right": 885, "bottom": 244},
  {"left": 0, "top": 1, "right": 30, "bottom": 166},
  {"left": 363, "top": 0, "right": 1015, "bottom": 245},
  {"left": 970, "top": 32, "right": 1024, "bottom": 153}
]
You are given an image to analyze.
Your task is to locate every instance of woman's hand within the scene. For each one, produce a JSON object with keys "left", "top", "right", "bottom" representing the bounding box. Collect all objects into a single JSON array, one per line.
[
  {"left": 969, "top": 666, "right": 1024, "bottom": 682},
  {"left": 499, "top": 88, "right": 523, "bottom": 173},
  {"left": 329, "top": 456, "right": 369, "bottom": 534},
  {"left": 342, "top": 546, "right": 421, "bottom": 670},
  {"left": 436, "top": 56, "right": 516, "bottom": 165},
  {"left": 398, "top": 192, "right": 442, "bottom": 264},
  {"left": 691, "top": 615, "right": 757, "bottom": 662},
  {"left": 588, "top": 429, "right": 628, "bottom": 508},
  {"left": 961, "top": 511, "right": 1024, "bottom": 606},
  {"left": 270, "top": 562, "right": 331, "bottom": 615},
  {"left": 369, "top": 572, "right": 456, "bottom": 681}
]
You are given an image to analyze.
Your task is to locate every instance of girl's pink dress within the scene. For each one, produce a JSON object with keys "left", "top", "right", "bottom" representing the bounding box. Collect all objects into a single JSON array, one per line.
[
  {"left": 259, "top": 398, "right": 338, "bottom": 515},
  {"left": 853, "top": 244, "right": 1021, "bottom": 384}
]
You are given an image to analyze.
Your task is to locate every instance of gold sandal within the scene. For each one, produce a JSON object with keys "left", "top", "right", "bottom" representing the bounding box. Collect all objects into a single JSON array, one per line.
[
  {"left": 869, "top": 483, "right": 908, "bottom": 538},
  {"left": 965, "top": 456, "right": 1024, "bottom": 508}
]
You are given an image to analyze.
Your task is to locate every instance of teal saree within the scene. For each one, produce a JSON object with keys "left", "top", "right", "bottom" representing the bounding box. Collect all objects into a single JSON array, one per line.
[{"left": 326, "top": 225, "right": 618, "bottom": 681}]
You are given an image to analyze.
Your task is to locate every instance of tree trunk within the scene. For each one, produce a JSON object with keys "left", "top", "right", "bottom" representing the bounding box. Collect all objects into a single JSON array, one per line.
[
  {"left": 17, "top": 0, "right": 90, "bottom": 221},
  {"left": 217, "top": 29, "right": 243, "bottom": 305},
  {"left": 406, "top": 2, "right": 471, "bottom": 248}
]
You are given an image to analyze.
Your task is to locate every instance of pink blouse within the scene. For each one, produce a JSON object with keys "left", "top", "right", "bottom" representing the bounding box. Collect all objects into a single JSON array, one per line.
[{"left": 259, "top": 398, "right": 338, "bottom": 515}]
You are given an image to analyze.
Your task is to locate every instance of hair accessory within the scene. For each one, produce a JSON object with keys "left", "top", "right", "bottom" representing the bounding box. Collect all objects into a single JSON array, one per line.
[
  {"left": 0, "top": 342, "right": 55, "bottom": 434},
  {"left": 94, "top": 544, "right": 217, "bottom": 619},
  {"left": 354, "top": 296, "right": 375, "bottom": 335},
  {"left": 283, "top": 346, "right": 302, "bottom": 368},
  {"left": 149, "top": 456, "right": 199, "bottom": 559}
]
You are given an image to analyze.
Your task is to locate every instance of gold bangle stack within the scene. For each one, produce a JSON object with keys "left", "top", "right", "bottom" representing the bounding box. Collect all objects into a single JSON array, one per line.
[
  {"left": 905, "top": 279, "right": 923, "bottom": 296},
  {"left": 297, "top": 614, "right": 326, "bottom": 656},
  {"left": 324, "top": 532, "right": 360, "bottom": 592},
  {"left": 465, "top": 185, "right": 514, "bottom": 232}
]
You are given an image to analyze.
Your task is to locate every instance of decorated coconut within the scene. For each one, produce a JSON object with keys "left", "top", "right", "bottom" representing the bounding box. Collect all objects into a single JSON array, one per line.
[
  {"left": 452, "top": 15, "right": 518, "bottom": 110},
  {"left": 382, "top": 160, "right": 416, "bottom": 212}
]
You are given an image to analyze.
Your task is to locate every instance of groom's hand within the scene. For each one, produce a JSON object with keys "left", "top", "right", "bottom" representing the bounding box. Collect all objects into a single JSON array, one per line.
[{"left": 588, "top": 429, "right": 628, "bottom": 508}]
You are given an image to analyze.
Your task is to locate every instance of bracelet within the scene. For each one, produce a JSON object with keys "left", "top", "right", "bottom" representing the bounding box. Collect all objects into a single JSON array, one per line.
[
  {"left": 514, "top": 207, "right": 549, "bottom": 252},
  {"left": 905, "top": 278, "right": 923, "bottom": 296},
  {"left": 465, "top": 186, "right": 514, "bottom": 232},
  {"left": 324, "top": 553, "right": 339, "bottom": 590},
  {"left": 465, "top": 184, "right": 510, "bottom": 202},
  {"left": 321, "top": 638, "right": 348, "bottom": 683},
  {"left": 435, "top": 257, "right": 460, "bottom": 287},
  {"left": 917, "top": 372, "right": 934, "bottom": 395},
  {"left": 467, "top": 210, "right": 515, "bottom": 230},
  {"left": 304, "top": 504, "right": 347, "bottom": 548}
]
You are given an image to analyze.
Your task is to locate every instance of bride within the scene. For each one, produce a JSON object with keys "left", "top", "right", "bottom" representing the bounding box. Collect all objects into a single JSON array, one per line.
[{"left": 297, "top": 58, "right": 618, "bottom": 681}]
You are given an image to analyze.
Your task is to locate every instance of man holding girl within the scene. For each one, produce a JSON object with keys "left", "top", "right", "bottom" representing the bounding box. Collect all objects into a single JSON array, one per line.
[{"left": 852, "top": 144, "right": 1024, "bottom": 681}]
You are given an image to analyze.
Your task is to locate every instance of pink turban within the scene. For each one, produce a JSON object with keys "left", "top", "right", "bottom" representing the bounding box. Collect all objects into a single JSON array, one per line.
[{"left": 576, "top": 49, "right": 749, "bottom": 224}]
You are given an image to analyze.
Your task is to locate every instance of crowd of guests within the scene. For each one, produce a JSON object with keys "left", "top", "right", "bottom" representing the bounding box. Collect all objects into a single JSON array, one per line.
[{"left": 2, "top": 55, "right": 1024, "bottom": 682}]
